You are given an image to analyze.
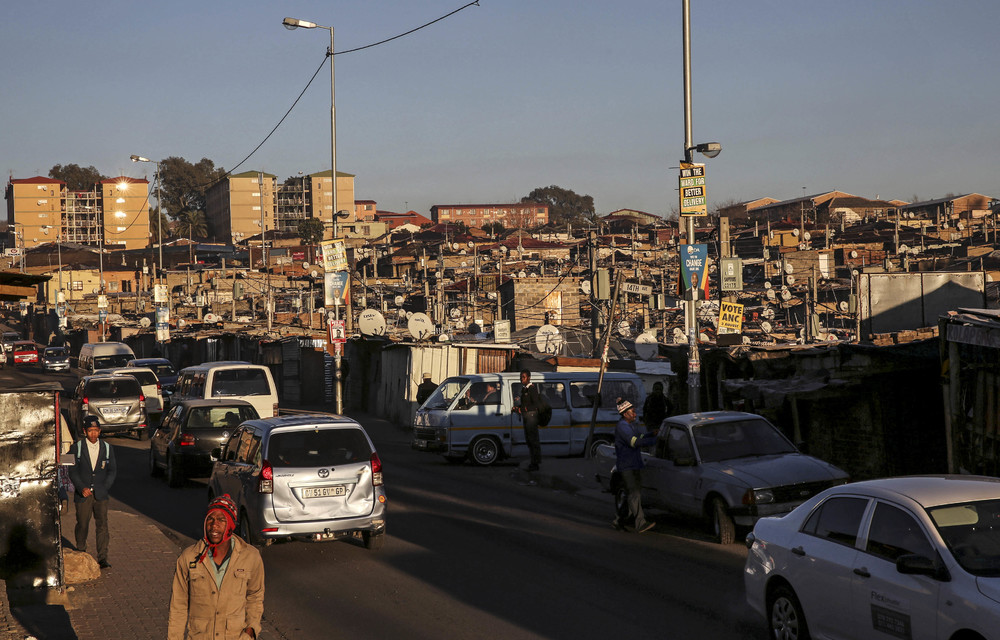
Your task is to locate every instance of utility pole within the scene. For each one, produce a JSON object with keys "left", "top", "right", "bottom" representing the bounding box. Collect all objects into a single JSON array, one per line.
[
  {"left": 259, "top": 171, "right": 272, "bottom": 333},
  {"left": 589, "top": 230, "right": 599, "bottom": 357}
]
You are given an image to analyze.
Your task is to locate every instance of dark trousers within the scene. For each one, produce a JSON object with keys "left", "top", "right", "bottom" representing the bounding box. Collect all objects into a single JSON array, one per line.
[
  {"left": 75, "top": 495, "right": 109, "bottom": 562},
  {"left": 613, "top": 469, "right": 648, "bottom": 530},
  {"left": 522, "top": 410, "right": 541, "bottom": 469}
]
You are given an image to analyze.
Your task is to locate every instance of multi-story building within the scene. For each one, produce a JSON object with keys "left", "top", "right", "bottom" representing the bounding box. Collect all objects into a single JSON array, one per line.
[
  {"left": 5, "top": 175, "right": 150, "bottom": 250},
  {"left": 430, "top": 203, "right": 549, "bottom": 229},
  {"left": 206, "top": 169, "right": 356, "bottom": 243}
]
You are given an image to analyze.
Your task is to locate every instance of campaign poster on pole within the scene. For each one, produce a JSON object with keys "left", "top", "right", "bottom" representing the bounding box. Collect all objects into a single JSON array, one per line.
[
  {"left": 156, "top": 306, "right": 170, "bottom": 342},
  {"left": 679, "top": 244, "right": 710, "bottom": 299},
  {"left": 324, "top": 271, "right": 350, "bottom": 307},
  {"left": 320, "top": 240, "right": 347, "bottom": 272}
]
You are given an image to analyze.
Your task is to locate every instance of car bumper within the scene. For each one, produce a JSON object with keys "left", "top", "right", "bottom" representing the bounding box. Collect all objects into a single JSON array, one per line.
[
  {"left": 411, "top": 437, "right": 447, "bottom": 453},
  {"left": 43, "top": 363, "right": 69, "bottom": 371},
  {"left": 255, "top": 498, "right": 387, "bottom": 541}
]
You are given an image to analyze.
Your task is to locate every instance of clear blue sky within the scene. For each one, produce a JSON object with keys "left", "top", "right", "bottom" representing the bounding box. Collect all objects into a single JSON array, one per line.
[{"left": 3, "top": 1, "right": 998, "bottom": 218}]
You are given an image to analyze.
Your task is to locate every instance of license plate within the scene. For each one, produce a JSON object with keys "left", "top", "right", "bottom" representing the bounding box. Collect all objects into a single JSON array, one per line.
[
  {"left": 415, "top": 440, "right": 427, "bottom": 449},
  {"left": 102, "top": 407, "right": 128, "bottom": 416},
  {"left": 302, "top": 485, "right": 346, "bottom": 498}
]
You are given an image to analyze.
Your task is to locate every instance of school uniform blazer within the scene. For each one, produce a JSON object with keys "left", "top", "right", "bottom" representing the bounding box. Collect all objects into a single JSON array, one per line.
[{"left": 67, "top": 438, "right": 117, "bottom": 502}]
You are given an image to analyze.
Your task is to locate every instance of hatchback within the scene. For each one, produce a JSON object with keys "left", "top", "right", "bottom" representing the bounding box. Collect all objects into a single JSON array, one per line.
[
  {"left": 95, "top": 367, "right": 163, "bottom": 424},
  {"left": 149, "top": 399, "right": 258, "bottom": 487},
  {"left": 209, "top": 414, "right": 387, "bottom": 550},
  {"left": 69, "top": 374, "right": 147, "bottom": 438},
  {"left": 41, "top": 346, "right": 70, "bottom": 372},
  {"left": 12, "top": 341, "right": 38, "bottom": 365}
]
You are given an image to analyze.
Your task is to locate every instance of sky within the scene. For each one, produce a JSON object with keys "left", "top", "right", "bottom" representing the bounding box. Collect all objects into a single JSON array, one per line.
[{"left": 3, "top": 1, "right": 999, "bottom": 219}]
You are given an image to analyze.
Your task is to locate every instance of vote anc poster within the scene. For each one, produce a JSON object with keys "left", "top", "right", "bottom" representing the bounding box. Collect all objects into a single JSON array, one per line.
[{"left": 679, "top": 244, "right": 710, "bottom": 299}]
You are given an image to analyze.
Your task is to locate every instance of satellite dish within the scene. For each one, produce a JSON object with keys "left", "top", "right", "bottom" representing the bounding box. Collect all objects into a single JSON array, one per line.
[
  {"left": 580, "top": 280, "right": 592, "bottom": 295},
  {"left": 761, "top": 321, "right": 773, "bottom": 333},
  {"left": 467, "top": 240, "right": 474, "bottom": 248},
  {"left": 803, "top": 232, "right": 811, "bottom": 241},
  {"left": 672, "top": 327, "right": 686, "bottom": 344},
  {"left": 487, "top": 292, "right": 497, "bottom": 300},
  {"left": 635, "top": 332, "right": 658, "bottom": 360},
  {"left": 500, "top": 245, "right": 509, "bottom": 254},
  {"left": 460, "top": 250, "right": 467, "bottom": 256},
  {"left": 461, "top": 261, "right": 468, "bottom": 268},
  {"left": 766, "top": 289, "right": 776, "bottom": 301},
  {"left": 452, "top": 242, "right": 460, "bottom": 250},
  {"left": 405, "top": 311, "right": 414, "bottom": 320},
  {"left": 518, "top": 271, "right": 527, "bottom": 278},
  {"left": 762, "top": 307, "right": 775, "bottom": 320},
  {"left": 139, "top": 317, "right": 151, "bottom": 328},
  {"left": 838, "top": 301, "right": 850, "bottom": 312},
  {"left": 784, "top": 263, "right": 794, "bottom": 274},
  {"left": 358, "top": 308, "right": 387, "bottom": 336},
  {"left": 827, "top": 332, "right": 839, "bottom": 341},
  {"left": 852, "top": 269, "right": 860, "bottom": 277},
  {"left": 302, "top": 262, "right": 310, "bottom": 269},
  {"left": 534, "top": 324, "right": 563, "bottom": 354},
  {"left": 957, "top": 222, "right": 966, "bottom": 230},
  {"left": 780, "top": 289, "right": 792, "bottom": 301},
  {"left": 449, "top": 307, "right": 462, "bottom": 319},
  {"left": 798, "top": 243, "right": 808, "bottom": 250},
  {"left": 792, "top": 228, "right": 800, "bottom": 237},
  {"left": 898, "top": 244, "right": 909, "bottom": 253},
  {"left": 311, "top": 270, "right": 319, "bottom": 278},
  {"left": 438, "top": 333, "right": 450, "bottom": 342},
  {"left": 394, "top": 295, "right": 404, "bottom": 307},
  {"left": 617, "top": 320, "right": 631, "bottom": 338},
  {"left": 763, "top": 281, "right": 772, "bottom": 289},
  {"left": 407, "top": 312, "right": 434, "bottom": 340},
  {"left": 786, "top": 275, "right": 796, "bottom": 285},
  {"left": 204, "top": 313, "right": 219, "bottom": 323},
  {"left": 850, "top": 250, "right": 859, "bottom": 259},
  {"left": 177, "top": 318, "right": 187, "bottom": 328}
]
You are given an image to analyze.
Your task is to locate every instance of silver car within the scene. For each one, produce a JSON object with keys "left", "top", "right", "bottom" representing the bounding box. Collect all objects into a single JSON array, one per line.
[
  {"left": 70, "top": 374, "right": 147, "bottom": 438},
  {"left": 595, "top": 411, "right": 849, "bottom": 543},
  {"left": 208, "top": 414, "right": 387, "bottom": 550}
]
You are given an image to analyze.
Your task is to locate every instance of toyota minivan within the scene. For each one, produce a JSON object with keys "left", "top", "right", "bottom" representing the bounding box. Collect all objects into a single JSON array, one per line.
[
  {"left": 173, "top": 362, "right": 278, "bottom": 419},
  {"left": 209, "top": 414, "right": 387, "bottom": 550}
]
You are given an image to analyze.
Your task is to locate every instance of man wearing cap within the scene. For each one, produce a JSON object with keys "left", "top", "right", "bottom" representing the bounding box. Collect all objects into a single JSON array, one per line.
[
  {"left": 514, "top": 369, "right": 544, "bottom": 472},
  {"left": 68, "top": 415, "right": 117, "bottom": 568},
  {"left": 168, "top": 494, "right": 265, "bottom": 640},
  {"left": 416, "top": 373, "right": 437, "bottom": 405},
  {"left": 611, "top": 398, "right": 657, "bottom": 533}
]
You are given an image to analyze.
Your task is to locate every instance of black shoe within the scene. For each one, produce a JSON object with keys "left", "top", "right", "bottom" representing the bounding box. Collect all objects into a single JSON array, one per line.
[{"left": 98, "top": 560, "right": 112, "bottom": 569}]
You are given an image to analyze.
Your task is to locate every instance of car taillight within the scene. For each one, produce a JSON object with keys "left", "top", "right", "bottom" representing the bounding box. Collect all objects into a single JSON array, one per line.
[
  {"left": 156, "top": 381, "right": 161, "bottom": 391},
  {"left": 179, "top": 433, "right": 195, "bottom": 446},
  {"left": 139, "top": 393, "right": 145, "bottom": 402},
  {"left": 371, "top": 452, "right": 383, "bottom": 486},
  {"left": 82, "top": 397, "right": 89, "bottom": 410},
  {"left": 259, "top": 460, "right": 273, "bottom": 494},
  {"left": 273, "top": 402, "right": 279, "bottom": 417}
]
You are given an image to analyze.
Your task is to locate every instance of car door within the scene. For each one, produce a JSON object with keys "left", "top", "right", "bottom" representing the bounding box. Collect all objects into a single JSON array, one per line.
[
  {"left": 782, "top": 495, "right": 870, "bottom": 640},
  {"left": 850, "top": 501, "right": 942, "bottom": 640},
  {"left": 536, "top": 382, "right": 570, "bottom": 455},
  {"left": 643, "top": 425, "right": 701, "bottom": 516},
  {"left": 211, "top": 427, "right": 246, "bottom": 501},
  {"left": 152, "top": 405, "right": 181, "bottom": 465}
]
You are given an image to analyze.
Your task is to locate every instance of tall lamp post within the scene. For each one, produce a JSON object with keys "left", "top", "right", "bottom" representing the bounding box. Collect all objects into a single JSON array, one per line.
[
  {"left": 681, "top": 0, "right": 722, "bottom": 413},
  {"left": 130, "top": 155, "right": 164, "bottom": 281}
]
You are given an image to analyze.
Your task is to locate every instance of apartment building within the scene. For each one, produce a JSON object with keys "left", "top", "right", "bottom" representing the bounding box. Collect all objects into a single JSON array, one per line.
[
  {"left": 430, "top": 203, "right": 549, "bottom": 229},
  {"left": 5, "top": 175, "right": 150, "bottom": 250}
]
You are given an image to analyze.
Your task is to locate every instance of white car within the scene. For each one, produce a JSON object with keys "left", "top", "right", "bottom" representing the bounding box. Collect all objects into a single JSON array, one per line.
[{"left": 744, "top": 475, "right": 1000, "bottom": 640}]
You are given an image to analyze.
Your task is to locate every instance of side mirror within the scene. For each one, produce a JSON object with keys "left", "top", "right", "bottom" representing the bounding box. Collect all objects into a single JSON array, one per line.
[
  {"left": 896, "top": 554, "right": 950, "bottom": 582},
  {"left": 673, "top": 456, "right": 697, "bottom": 467},
  {"left": 211, "top": 447, "right": 222, "bottom": 459}
]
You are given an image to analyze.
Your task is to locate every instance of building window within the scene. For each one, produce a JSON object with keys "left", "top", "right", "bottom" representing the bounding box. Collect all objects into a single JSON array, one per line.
[{"left": 72, "top": 281, "right": 83, "bottom": 291}]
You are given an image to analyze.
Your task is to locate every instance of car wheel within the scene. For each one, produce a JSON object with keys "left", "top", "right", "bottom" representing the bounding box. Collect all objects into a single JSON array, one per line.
[
  {"left": 148, "top": 448, "right": 163, "bottom": 477},
  {"left": 710, "top": 496, "right": 736, "bottom": 545},
  {"left": 166, "top": 453, "right": 184, "bottom": 488},
  {"left": 363, "top": 529, "right": 386, "bottom": 551},
  {"left": 587, "top": 436, "right": 611, "bottom": 459},
  {"left": 238, "top": 509, "right": 261, "bottom": 547},
  {"left": 769, "top": 584, "right": 810, "bottom": 640},
  {"left": 469, "top": 436, "right": 500, "bottom": 466}
]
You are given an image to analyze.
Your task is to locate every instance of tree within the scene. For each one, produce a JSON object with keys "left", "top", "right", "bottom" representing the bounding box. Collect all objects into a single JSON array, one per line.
[
  {"left": 158, "top": 156, "right": 225, "bottom": 223},
  {"left": 483, "top": 221, "right": 504, "bottom": 237},
  {"left": 297, "top": 218, "right": 325, "bottom": 263},
  {"left": 522, "top": 186, "right": 596, "bottom": 227},
  {"left": 48, "top": 164, "right": 106, "bottom": 191},
  {"left": 177, "top": 209, "right": 207, "bottom": 240},
  {"left": 149, "top": 207, "right": 171, "bottom": 245}
]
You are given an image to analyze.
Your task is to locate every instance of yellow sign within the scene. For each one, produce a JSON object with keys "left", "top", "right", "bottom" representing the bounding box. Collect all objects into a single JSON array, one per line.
[
  {"left": 718, "top": 301, "right": 744, "bottom": 333},
  {"left": 679, "top": 162, "right": 707, "bottom": 216}
]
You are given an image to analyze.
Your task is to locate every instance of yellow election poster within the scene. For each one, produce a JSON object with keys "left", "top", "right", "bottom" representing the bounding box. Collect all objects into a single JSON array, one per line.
[{"left": 718, "top": 301, "right": 744, "bottom": 334}]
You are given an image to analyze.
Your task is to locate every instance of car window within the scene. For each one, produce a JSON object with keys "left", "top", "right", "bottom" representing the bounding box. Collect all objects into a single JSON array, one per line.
[
  {"left": 85, "top": 378, "right": 141, "bottom": 398},
  {"left": 94, "top": 354, "right": 133, "bottom": 369},
  {"left": 267, "top": 428, "right": 373, "bottom": 468},
  {"left": 691, "top": 418, "right": 798, "bottom": 463},
  {"left": 656, "top": 426, "right": 693, "bottom": 461},
  {"left": 929, "top": 498, "right": 1000, "bottom": 577},
  {"left": 121, "top": 371, "right": 157, "bottom": 386},
  {"left": 235, "top": 430, "right": 260, "bottom": 464},
  {"left": 570, "top": 382, "right": 599, "bottom": 408},
  {"left": 151, "top": 364, "right": 176, "bottom": 377},
  {"left": 600, "top": 380, "right": 640, "bottom": 410},
  {"left": 424, "top": 378, "right": 467, "bottom": 410},
  {"left": 211, "top": 369, "right": 271, "bottom": 397},
  {"left": 802, "top": 496, "right": 869, "bottom": 547},
  {"left": 537, "top": 382, "right": 566, "bottom": 409},
  {"left": 865, "top": 502, "right": 935, "bottom": 562}
]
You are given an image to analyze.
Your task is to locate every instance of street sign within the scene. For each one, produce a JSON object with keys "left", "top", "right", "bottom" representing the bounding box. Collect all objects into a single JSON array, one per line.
[
  {"left": 622, "top": 281, "right": 653, "bottom": 296},
  {"left": 679, "top": 244, "right": 709, "bottom": 299},
  {"left": 718, "top": 301, "right": 744, "bottom": 333},
  {"left": 720, "top": 257, "right": 744, "bottom": 292},
  {"left": 328, "top": 318, "right": 346, "bottom": 342},
  {"left": 5, "top": 248, "right": 21, "bottom": 257},
  {"left": 154, "top": 284, "right": 168, "bottom": 304},
  {"left": 98, "top": 309, "right": 107, "bottom": 322},
  {"left": 679, "top": 162, "right": 707, "bottom": 217},
  {"left": 97, "top": 295, "right": 108, "bottom": 309},
  {"left": 494, "top": 319, "right": 511, "bottom": 343}
]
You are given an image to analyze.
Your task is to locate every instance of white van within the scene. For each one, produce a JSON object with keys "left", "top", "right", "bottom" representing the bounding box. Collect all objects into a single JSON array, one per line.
[
  {"left": 76, "top": 342, "right": 136, "bottom": 375},
  {"left": 172, "top": 361, "right": 279, "bottom": 418},
  {"left": 412, "top": 371, "right": 646, "bottom": 466}
]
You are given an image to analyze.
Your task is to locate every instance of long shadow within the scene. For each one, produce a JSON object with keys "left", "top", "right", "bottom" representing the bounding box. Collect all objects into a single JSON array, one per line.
[{"left": 1, "top": 524, "right": 76, "bottom": 639}]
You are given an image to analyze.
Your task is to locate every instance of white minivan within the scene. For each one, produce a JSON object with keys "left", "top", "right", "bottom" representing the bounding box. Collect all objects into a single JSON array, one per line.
[
  {"left": 412, "top": 371, "right": 646, "bottom": 465},
  {"left": 76, "top": 342, "right": 135, "bottom": 375},
  {"left": 172, "top": 361, "right": 279, "bottom": 419}
]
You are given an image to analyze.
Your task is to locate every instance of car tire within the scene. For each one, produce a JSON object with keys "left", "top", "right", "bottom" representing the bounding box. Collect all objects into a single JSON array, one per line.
[
  {"left": 710, "top": 496, "right": 736, "bottom": 545},
  {"left": 238, "top": 509, "right": 262, "bottom": 547},
  {"left": 363, "top": 529, "right": 386, "bottom": 551},
  {"left": 587, "top": 436, "right": 611, "bottom": 459},
  {"left": 469, "top": 436, "right": 501, "bottom": 466},
  {"left": 769, "top": 584, "right": 810, "bottom": 640},
  {"left": 166, "top": 453, "right": 183, "bottom": 488},
  {"left": 149, "top": 448, "right": 163, "bottom": 477}
]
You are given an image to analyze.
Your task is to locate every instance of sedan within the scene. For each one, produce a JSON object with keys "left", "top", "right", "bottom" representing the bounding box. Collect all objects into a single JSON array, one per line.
[
  {"left": 41, "top": 346, "right": 70, "bottom": 372},
  {"left": 12, "top": 341, "right": 38, "bottom": 365},
  {"left": 149, "top": 399, "right": 258, "bottom": 487},
  {"left": 744, "top": 475, "right": 1000, "bottom": 640},
  {"left": 595, "top": 411, "right": 849, "bottom": 543}
]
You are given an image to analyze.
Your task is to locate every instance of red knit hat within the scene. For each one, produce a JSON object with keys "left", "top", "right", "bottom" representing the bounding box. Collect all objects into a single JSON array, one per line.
[{"left": 199, "top": 494, "right": 237, "bottom": 563}]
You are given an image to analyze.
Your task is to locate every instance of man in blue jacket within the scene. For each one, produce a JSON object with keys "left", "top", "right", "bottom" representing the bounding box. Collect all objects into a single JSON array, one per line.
[
  {"left": 612, "top": 398, "right": 657, "bottom": 533},
  {"left": 68, "top": 416, "right": 117, "bottom": 568}
]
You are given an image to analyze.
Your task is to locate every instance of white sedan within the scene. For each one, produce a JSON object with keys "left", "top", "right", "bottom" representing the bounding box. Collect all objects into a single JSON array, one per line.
[{"left": 744, "top": 476, "right": 1000, "bottom": 640}]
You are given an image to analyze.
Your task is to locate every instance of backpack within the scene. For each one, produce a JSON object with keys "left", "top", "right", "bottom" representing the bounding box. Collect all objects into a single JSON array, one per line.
[{"left": 537, "top": 393, "right": 552, "bottom": 427}]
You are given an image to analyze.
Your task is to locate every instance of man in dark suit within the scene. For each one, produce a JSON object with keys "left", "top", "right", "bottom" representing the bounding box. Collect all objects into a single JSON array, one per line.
[{"left": 68, "top": 416, "right": 117, "bottom": 569}]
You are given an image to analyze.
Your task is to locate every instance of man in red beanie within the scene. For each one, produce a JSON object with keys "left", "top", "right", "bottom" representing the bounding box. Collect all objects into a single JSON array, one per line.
[{"left": 167, "top": 494, "right": 265, "bottom": 639}]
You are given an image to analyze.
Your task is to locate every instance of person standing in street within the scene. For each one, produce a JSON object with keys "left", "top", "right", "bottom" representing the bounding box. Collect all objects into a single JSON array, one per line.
[
  {"left": 168, "top": 494, "right": 264, "bottom": 640},
  {"left": 416, "top": 373, "right": 437, "bottom": 405},
  {"left": 642, "top": 381, "right": 672, "bottom": 431},
  {"left": 514, "top": 369, "right": 543, "bottom": 471},
  {"left": 68, "top": 415, "right": 117, "bottom": 568},
  {"left": 611, "top": 398, "right": 657, "bottom": 533}
]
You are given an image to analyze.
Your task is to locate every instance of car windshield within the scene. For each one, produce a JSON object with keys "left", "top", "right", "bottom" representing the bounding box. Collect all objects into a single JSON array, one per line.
[
  {"left": 94, "top": 354, "right": 134, "bottom": 369},
  {"left": 423, "top": 377, "right": 469, "bottom": 410},
  {"left": 44, "top": 348, "right": 66, "bottom": 357},
  {"left": 185, "top": 405, "right": 258, "bottom": 429},
  {"left": 149, "top": 364, "right": 176, "bottom": 377},
  {"left": 930, "top": 499, "right": 1000, "bottom": 577},
  {"left": 85, "top": 378, "right": 141, "bottom": 398},
  {"left": 211, "top": 369, "right": 271, "bottom": 396},
  {"left": 267, "top": 428, "right": 373, "bottom": 468},
  {"left": 123, "top": 371, "right": 158, "bottom": 386},
  {"left": 691, "top": 418, "right": 798, "bottom": 463}
]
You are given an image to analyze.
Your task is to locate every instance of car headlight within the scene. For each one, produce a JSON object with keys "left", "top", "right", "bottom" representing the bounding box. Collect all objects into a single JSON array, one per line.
[{"left": 743, "top": 489, "right": 775, "bottom": 505}]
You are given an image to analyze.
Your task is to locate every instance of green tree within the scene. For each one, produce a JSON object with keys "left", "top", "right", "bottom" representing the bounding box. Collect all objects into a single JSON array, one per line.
[
  {"left": 522, "top": 186, "right": 596, "bottom": 227},
  {"left": 149, "top": 207, "right": 171, "bottom": 245},
  {"left": 177, "top": 210, "right": 207, "bottom": 240},
  {"left": 297, "top": 217, "right": 325, "bottom": 263},
  {"left": 159, "top": 157, "right": 225, "bottom": 223},
  {"left": 48, "top": 164, "right": 106, "bottom": 191},
  {"left": 483, "top": 221, "right": 504, "bottom": 237}
]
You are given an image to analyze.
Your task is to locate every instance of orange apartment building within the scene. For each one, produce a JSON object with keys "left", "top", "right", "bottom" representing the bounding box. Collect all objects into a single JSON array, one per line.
[{"left": 5, "top": 175, "right": 150, "bottom": 250}]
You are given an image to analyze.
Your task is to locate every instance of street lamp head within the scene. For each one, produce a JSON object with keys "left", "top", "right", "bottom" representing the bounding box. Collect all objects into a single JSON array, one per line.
[
  {"left": 283, "top": 17, "right": 317, "bottom": 30},
  {"left": 335, "top": 210, "right": 351, "bottom": 219},
  {"left": 692, "top": 142, "right": 722, "bottom": 159},
  {"left": 130, "top": 155, "right": 151, "bottom": 163}
]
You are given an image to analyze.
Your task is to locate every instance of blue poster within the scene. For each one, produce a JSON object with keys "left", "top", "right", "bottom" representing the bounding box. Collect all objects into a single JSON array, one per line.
[{"left": 679, "top": 244, "right": 710, "bottom": 298}]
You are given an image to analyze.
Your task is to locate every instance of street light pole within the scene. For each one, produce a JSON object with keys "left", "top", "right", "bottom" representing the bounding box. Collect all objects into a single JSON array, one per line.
[{"left": 130, "top": 155, "right": 163, "bottom": 281}]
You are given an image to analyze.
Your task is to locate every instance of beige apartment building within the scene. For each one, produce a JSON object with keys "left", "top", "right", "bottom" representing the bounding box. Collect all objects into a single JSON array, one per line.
[
  {"left": 5, "top": 175, "right": 150, "bottom": 250},
  {"left": 430, "top": 203, "right": 549, "bottom": 229},
  {"left": 206, "top": 169, "right": 356, "bottom": 244}
]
